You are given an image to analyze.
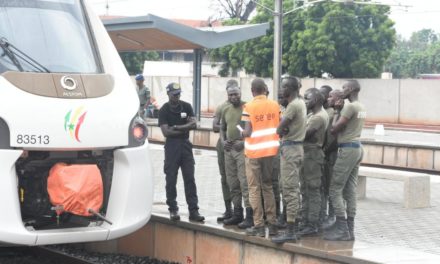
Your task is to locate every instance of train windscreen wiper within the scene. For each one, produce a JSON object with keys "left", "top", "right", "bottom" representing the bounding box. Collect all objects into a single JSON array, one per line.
[{"left": 0, "top": 37, "right": 50, "bottom": 73}]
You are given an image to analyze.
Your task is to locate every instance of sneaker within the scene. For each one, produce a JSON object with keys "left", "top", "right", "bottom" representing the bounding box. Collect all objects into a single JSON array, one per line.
[
  {"left": 189, "top": 211, "right": 205, "bottom": 222},
  {"left": 170, "top": 210, "right": 180, "bottom": 221},
  {"left": 245, "top": 226, "right": 265, "bottom": 237}
]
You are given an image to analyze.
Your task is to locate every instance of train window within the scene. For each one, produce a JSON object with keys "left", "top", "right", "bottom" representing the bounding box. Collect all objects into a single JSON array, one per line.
[{"left": 0, "top": 0, "right": 101, "bottom": 74}]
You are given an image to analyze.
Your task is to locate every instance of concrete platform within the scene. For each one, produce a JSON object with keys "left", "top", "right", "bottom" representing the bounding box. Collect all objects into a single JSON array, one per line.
[
  {"left": 149, "top": 204, "right": 440, "bottom": 264},
  {"left": 88, "top": 143, "right": 440, "bottom": 263},
  {"left": 147, "top": 144, "right": 440, "bottom": 256},
  {"left": 110, "top": 204, "right": 440, "bottom": 264}
]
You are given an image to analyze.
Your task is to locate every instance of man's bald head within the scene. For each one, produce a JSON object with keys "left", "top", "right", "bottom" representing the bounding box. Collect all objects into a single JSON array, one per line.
[
  {"left": 281, "top": 76, "right": 301, "bottom": 93},
  {"left": 251, "top": 78, "right": 267, "bottom": 95},
  {"left": 328, "top": 89, "right": 344, "bottom": 107},
  {"left": 344, "top": 80, "right": 361, "bottom": 92}
]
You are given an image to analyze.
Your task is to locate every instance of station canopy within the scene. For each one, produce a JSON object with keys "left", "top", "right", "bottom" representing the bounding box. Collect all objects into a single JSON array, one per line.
[{"left": 102, "top": 14, "right": 269, "bottom": 52}]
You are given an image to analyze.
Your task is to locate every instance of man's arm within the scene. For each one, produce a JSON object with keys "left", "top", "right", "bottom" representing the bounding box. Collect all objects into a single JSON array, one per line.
[
  {"left": 304, "top": 117, "right": 321, "bottom": 142},
  {"left": 160, "top": 124, "right": 185, "bottom": 137},
  {"left": 242, "top": 120, "right": 252, "bottom": 138},
  {"left": 277, "top": 117, "right": 292, "bottom": 136},
  {"left": 213, "top": 114, "right": 221, "bottom": 133},
  {"left": 175, "top": 116, "right": 197, "bottom": 131},
  {"left": 220, "top": 116, "right": 234, "bottom": 151}
]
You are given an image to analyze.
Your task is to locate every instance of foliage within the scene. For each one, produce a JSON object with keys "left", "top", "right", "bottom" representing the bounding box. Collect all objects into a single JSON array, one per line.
[
  {"left": 210, "top": 0, "right": 396, "bottom": 78},
  {"left": 119, "top": 51, "right": 159, "bottom": 75},
  {"left": 385, "top": 29, "right": 440, "bottom": 78}
]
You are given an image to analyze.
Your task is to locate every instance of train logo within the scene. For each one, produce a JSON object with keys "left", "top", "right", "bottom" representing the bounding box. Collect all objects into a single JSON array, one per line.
[{"left": 64, "top": 107, "right": 87, "bottom": 142}]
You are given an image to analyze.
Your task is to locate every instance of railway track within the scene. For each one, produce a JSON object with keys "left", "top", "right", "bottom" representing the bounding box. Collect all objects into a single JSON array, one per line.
[
  {"left": 0, "top": 247, "right": 95, "bottom": 264},
  {"left": 0, "top": 246, "right": 178, "bottom": 264},
  {"left": 31, "top": 247, "right": 97, "bottom": 264}
]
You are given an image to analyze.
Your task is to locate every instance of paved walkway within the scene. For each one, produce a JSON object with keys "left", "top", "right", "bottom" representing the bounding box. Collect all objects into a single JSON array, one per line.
[{"left": 149, "top": 143, "right": 440, "bottom": 256}]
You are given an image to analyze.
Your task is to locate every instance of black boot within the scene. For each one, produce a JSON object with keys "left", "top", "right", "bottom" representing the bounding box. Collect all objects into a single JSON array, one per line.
[
  {"left": 189, "top": 210, "right": 205, "bottom": 222},
  {"left": 217, "top": 200, "right": 232, "bottom": 222},
  {"left": 323, "top": 217, "right": 351, "bottom": 241},
  {"left": 223, "top": 206, "right": 244, "bottom": 225},
  {"left": 169, "top": 210, "right": 180, "bottom": 221},
  {"left": 271, "top": 222, "right": 298, "bottom": 244},
  {"left": 347, "top": 217, "right": 355, "bottom": 241},
  {"left": 238, "top": 207, "right": 253, "bottom": 229},
  {"left": 274, "top": 205, "right": 287, "bottom": 228},
  {"left": 321, "top": 215, "right": 336, "bottom": 230},
  {"left": 245, "top": 226, "right": 265, "bottom": 237},
  {"left": 297, "top": 222, "right": 319, "bottom": 236}
]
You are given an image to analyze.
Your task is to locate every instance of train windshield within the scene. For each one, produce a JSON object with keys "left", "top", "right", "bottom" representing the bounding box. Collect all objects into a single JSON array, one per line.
[{"left": 0, "top": 0, "right": 100, "bottom": 74}]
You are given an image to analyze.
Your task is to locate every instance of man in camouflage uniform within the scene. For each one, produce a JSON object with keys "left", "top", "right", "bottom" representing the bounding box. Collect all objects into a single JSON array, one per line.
[
  {"left": 212, "top": 80, "right": 239, "bottom": 222},
  {"left": 297, "top": 88, "right": 328, "bottom": 236},
  {"left": 221, "top": 86, "right": 252, "bottom": 228},
  {"left": 319, "top": 85, "right": 338, "bottom": 229},
  {"left": 324, "top": 80, "right": 366, "bottom": 241},
  {"left": 272, "top": 76, "right": 306, "bottom": 244}
]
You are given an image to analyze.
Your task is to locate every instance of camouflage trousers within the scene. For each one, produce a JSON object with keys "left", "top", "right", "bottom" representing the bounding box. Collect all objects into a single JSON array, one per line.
[
  {"left": 329, "top": 146, "right": 363, "bottom": 218},
  {"left": 300, "top": 146, "right": 324, "bottom": 223},
  {"left": 280, "top": 144, "right": 303, "bottom": 223},
  {"left": 225, "top": 148, "right": 250, "bottom": 208},
  {"left": 216, "top": 139, "right": 231, "bottom": 202}
]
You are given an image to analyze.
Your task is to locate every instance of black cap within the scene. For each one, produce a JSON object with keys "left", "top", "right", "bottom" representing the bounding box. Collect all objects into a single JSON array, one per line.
[{"left": 166, "top": 82, "right": 182, "bottom": 95}]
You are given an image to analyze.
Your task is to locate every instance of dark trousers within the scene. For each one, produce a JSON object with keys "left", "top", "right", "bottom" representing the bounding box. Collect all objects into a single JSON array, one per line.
[{"left": 164, "top": 138, "right": 199, "bottom": 212}]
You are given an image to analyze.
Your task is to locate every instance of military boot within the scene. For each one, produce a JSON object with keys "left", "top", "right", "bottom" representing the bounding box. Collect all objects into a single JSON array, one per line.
[
  {"left": 217, "top": 200, "right": 232, "bottom": 222},
  {"left": 323, "top": 217, "right": 351, "bottom": 241},
  {"left": 271, "top": 223, "right": 298, "bottom": 244},
  {"left": 274, "top": 205, "right": 287, "bottom": 228},
  {"left": 321, "top": 215, "right": 336, "bottom": 230},
  {"left": 169, "top": 210, "right": 180, "bottom": 221},
  {"left": 298, "top": 222, "right": 319, "bottom": 236},
  {"left": 237, "top": 207, "right": 253, "bottom": 229},
  {"left": 245, "top": 226, "right": 265, "bottom": 237},
  {"left": 268, "top": 224, "right": 278, "bottom": 236},
  {"left": 189, "top": 210, "right": 205, "bottom": 222},
  {"left": 347, "top": 217, "right": 355, "bottom": 241},
  {"left": 223, "top": 206, "right": 243, "bottom": 225}
]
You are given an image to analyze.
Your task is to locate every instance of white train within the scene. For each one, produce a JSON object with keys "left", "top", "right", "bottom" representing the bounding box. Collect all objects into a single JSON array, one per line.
[{"left": 0, "top": 0, "right": 153, "bottom": 245}]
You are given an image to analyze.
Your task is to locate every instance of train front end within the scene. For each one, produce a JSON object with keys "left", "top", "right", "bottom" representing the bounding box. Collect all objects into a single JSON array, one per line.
[{"left": 0, "top": 0, "right": 153, "bottom": 245}]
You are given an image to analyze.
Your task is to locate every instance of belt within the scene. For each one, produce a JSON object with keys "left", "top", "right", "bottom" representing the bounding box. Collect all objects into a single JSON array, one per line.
[
  {"left": 281, "top": 140, "right": 303, "bottom": 147},
  {"left": 338, "top": 142, "right": 361, "bottom": 148}
]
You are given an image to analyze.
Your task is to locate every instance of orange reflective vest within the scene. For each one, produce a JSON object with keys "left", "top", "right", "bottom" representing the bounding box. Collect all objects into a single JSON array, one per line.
[{"left": 242, "top": 95, "right": 280, "bottom": 158}]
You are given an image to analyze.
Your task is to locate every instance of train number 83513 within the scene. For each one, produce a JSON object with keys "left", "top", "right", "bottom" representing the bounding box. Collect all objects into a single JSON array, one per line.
[{"left": 16, "top": 134, "right": 50, "bottom": 145}]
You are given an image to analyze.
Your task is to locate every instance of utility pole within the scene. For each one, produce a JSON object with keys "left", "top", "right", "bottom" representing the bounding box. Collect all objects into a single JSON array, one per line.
[{"left": 273, "top": 0, "right": 283, "bottom": 100}]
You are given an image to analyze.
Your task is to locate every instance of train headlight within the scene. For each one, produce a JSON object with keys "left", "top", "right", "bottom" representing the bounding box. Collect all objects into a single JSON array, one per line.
[
  {"left": 128, "top": 115, "right": 149, "bottom": 147},
  {"left": 133, "top": 123, "right": 147, "bottom": 141}
]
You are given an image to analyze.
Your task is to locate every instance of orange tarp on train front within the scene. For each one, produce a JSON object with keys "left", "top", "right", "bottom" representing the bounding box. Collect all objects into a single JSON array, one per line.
[{"left": 47, "top": 163, "right": 103, "bottom": 216}]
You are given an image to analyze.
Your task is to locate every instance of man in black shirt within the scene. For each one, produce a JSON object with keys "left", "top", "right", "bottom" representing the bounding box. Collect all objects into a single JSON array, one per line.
[{"left": 158, "top": 82, "right": 204, "bottom": 222}]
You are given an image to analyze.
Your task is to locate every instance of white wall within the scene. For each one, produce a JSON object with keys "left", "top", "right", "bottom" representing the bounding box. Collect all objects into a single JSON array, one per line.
[{"left": 134, "top": 76, "right": 440, "bottom": 126}]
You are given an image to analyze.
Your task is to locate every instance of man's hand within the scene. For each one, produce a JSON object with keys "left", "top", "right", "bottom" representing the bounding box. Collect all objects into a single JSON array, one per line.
[
  {"left": 223, "top": 140, "right": 233, "bottom": 151},
  {"left": 334, "top": 98, "right": 345, "bottom": 111},
  {"left": 232, "top": 141, "right": 244, "bottom": 152}
]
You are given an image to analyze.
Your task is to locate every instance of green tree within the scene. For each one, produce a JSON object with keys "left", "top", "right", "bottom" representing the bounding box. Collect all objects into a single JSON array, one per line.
[
  {"left": 119, "top": 51, "right": 159, "bottom": 75},
  {"left": 385, "top": 29, "right": 440, "bottom": 78},
  {"left": 211, "top": 0, "right": 395, "bottom": 78}
]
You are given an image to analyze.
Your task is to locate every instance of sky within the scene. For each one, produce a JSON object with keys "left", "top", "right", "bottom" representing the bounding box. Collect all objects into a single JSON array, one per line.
[{"left": 88, "top": 0, "right": 440, "bottom": 39}]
